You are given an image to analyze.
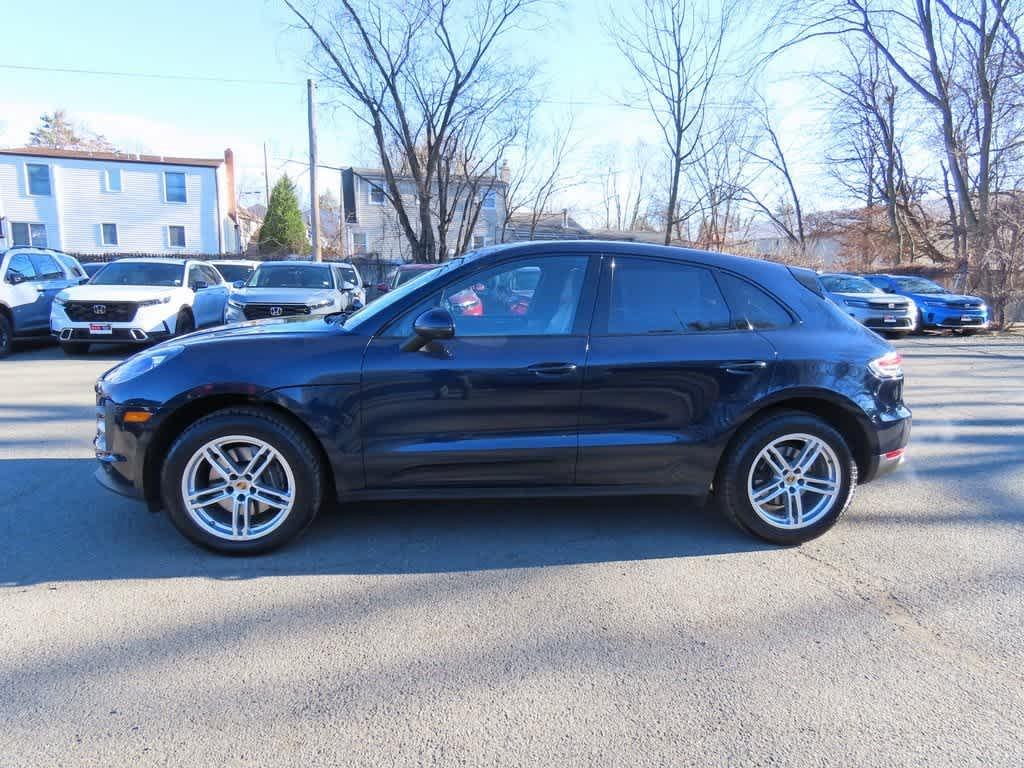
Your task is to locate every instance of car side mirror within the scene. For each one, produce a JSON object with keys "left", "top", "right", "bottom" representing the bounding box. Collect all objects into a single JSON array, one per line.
[
  {"left": 350, "top": 298, "right": 364, "bottom": 311},
  {"left": 341, "top": 281, "right": 356, "bottom": 292},
  {"left": 232, "top": 280, "right": 245, "bottom": 289},
  {"left": 401, "top": 308, "right": 455, "bottom": 352},
  {"left": 192, "top": 280, "right": 208, "bottom": 291},
  {"left": 8, "top": 271, "right": 25, "bottom": 285}
]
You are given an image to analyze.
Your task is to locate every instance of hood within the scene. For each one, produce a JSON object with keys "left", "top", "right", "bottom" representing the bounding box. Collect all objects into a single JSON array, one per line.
[
  {"left": 160, "top": 315, "right": 340, "bottom": 349},
  {"left": 233, "top": 287, "right": 336, "bottom": 305},
  {"left": 58, "top": 284, "right": 180, "bottom": 302},
  {"left": 832, "top": 291, "right": 913, "bottom": 305},
  {"left": 910, "top": 292, "right": 983, "bottom": 305}
]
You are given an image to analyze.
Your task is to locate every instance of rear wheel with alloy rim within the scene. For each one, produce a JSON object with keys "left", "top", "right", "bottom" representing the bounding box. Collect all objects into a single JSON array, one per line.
[
  {"left": 715, "top": 411, "right": 857, "bottom": 544},
  {"left": 161, "top": 407, "right": 323, "bottom": 554}
]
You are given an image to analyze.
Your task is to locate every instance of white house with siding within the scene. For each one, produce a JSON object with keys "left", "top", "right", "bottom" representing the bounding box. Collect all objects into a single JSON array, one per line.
[{"left": 0, "top": 147, "right": 241, "bottom": 255}]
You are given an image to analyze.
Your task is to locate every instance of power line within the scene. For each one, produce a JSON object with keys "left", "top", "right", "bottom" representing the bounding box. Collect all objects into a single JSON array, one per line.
[{"left": 0, "top": 63, "right": 297, "bottom": 87}]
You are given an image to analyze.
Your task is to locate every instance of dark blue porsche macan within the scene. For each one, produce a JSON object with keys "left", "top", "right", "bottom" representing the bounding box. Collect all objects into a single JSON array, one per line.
[{"left": 94, "top": 241, "right": 911, "bottom": 553}]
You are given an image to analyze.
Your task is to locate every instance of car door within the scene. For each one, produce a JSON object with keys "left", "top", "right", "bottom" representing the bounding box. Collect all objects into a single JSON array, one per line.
[
  {"left": 360, "top": 253, "right": 597, "bottom": 489},
  {"left": 187, "top": 264, "right": 217, "bottom": 326},
  {"left": 4, "top": 253, "right": 44, "bottom": 331},
  {"left": 25, "top": 252, "right": 72, "bottom": 331},
  {"left": 198, "top": 264, "right": 229, "bottom": 324},
  {"left": 577, "top": 255, "right": 778, "bottom": 491}
]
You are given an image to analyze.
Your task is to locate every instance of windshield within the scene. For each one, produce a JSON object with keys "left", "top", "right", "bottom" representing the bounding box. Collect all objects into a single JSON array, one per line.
[
  {"left": 893, "top": 276, "right": 947, "bottom": 294},
  {"left": 248, "top": 264, "right": 334, "bottom": 289},
  {"left": 396, "top": 266, "right": 438, "bottom": 286},
  {"left": 214, "top": 264, "right": 256, "bottom": 283},
  {"left": 820, "top": 275, "right": 880, "bottom": 294},
  {"left": 345, "top": 259, "right": 463, "bottom": 330},
  {"left": 89, "top": 262, "right": 184, "bottom": 287}
]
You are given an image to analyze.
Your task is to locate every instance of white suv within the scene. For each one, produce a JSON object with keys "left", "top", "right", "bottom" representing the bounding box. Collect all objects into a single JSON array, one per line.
[
  {"left": 0, "top": 247, "right": 88, "bottom": 357},
  {"left": 50, "top": 258, "right": 229, "bottom": 355}
]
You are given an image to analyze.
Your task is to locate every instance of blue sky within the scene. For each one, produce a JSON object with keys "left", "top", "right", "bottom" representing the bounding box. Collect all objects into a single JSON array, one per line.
[{"left": 1, "top": 0, "right": 834, "bottom": 220}]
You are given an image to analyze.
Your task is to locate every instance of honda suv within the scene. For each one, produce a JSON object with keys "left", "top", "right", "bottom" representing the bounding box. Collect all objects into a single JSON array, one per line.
[{"left": 93, "top": 241, "right": 911, "bottom": 554}]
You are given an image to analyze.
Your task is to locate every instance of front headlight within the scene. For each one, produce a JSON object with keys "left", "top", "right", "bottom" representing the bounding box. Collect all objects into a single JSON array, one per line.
[
  {"left": 138, "top": 296, "right": 172, "bottom": 307},
  {"left": 103, "top": 345, "right": 184, "bottom": 385},
  {"left": 307, "top": 298, "right": 335, "bottom": 310},
  {"left": 228, "top": 299, "right": 246, "bottom": 310},
  {"left": 843, "top": 298, "right": 870, "bottom": 308},
  {"left": 978, "top": 303, "right": 987, "bottom": 312}
]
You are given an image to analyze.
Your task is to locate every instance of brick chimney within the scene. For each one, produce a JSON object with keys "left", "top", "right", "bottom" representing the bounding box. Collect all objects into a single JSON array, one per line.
[
  {"left": 224, "top": 148, "right": 237, "bottom": 217},
  {"left": 500, "top": 159, "right": 510, "bottom": 184}
]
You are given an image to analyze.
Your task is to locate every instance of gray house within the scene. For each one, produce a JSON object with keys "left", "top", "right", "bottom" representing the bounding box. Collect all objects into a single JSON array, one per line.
[{"left": 340, "top": 167, "right": 507, "bottom": 261}]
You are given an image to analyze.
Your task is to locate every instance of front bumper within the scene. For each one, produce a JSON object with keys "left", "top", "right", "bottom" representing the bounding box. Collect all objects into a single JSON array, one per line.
[
  {"left": 93, "top": 389, "right": 151, "bottom": 503},
  {"left": 918, "top": 304, "right": 989, "bottom": 329},
  {"left": 52, "top": 303, "right": 178, "bottom": 343},
  {"left": 844, "top": 305, "right": 916, "bottom": 331}
]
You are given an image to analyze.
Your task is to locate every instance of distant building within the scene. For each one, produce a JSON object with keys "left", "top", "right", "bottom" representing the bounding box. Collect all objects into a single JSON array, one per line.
[
  {"left": 504, "top": 210, "right": 590, "bottom": 242},
  {"left": 0, "top": 147, "right": 241, "bottom": 255},
  {"left": 340, "top": 167, "right": 506, "bottom": 260}
]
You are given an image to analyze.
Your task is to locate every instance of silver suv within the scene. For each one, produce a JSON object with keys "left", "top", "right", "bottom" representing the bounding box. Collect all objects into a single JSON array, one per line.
[{"left": 0, "top": 247, "right": 87, "bottom": 357}]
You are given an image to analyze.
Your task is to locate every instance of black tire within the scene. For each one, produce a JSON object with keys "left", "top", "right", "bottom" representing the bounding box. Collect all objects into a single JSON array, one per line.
[
  {"left": 175, "top": 309, "right": 195, "bottom": 337},
  {"left": 0, "top": 314, "right": 12, "bottom": 358},
  {"left": 957, "top": 328, "right": 980, "bottom": 337},
  {"left": 60, "top": 341, "right": 90, "bottom": 356},
  {"left": 160, "top": 407, "right": 324, "bottom": 554},
  {"left": 715, "top": 410, "right": 858, "bottom": 545},
  {"left": 911, "top": 310, "right": 927, "bottom": 336}
]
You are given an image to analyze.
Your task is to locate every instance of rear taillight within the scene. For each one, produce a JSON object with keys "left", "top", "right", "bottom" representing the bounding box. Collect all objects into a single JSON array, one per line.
[{"left": 868, "top": 351, "right": 903, "bottom": 379}]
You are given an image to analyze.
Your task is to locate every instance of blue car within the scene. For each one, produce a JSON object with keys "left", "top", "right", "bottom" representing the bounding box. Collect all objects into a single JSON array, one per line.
[{"left": 863, "top": 274, "right": 989, "bottom": 334}]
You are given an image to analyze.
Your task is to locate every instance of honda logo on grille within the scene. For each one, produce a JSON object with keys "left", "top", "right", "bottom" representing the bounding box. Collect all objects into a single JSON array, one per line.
[
  {"left": 93, "top": 304, "right": 107, "bottom": 315},
  {"left": 270, "top": 306, "right": 283, "bottom": 316},
  {"left": 888, "top": 303, "right": 895, "bottom": 309}
]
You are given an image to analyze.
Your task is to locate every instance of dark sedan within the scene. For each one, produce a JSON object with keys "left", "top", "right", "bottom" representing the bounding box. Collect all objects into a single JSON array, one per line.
[{"left": 93, "top": 241, "right": 911, "bottom": 554}]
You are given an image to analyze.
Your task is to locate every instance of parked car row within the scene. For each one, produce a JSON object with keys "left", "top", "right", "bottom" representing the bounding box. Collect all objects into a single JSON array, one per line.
[
  {"left": 0, "top": 248, "right": 367, "bottom": 356},
  {"left": 819, "top": 271, "right": 989, "bottom": 336}
]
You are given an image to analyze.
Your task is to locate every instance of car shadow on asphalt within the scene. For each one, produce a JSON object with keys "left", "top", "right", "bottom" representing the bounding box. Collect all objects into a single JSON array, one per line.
[{"left": 0, "top": 458, "right": 769, "bottom": 587}]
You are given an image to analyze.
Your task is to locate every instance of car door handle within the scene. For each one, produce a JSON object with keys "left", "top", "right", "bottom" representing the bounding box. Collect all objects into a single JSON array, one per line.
[
  {"left": 527, "top": 362, "right": 578, "bottom": 377},
  {"left": 721, "top": 360, "right": 767, "bottom": 374}
]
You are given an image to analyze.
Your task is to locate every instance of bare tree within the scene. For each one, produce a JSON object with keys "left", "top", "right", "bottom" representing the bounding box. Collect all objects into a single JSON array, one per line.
[
  {"left": 608, "top": 0, "right": 733, "bottom": 244},
  {"left": 286, "top": 0, "right": 539, "bottom": 262}
]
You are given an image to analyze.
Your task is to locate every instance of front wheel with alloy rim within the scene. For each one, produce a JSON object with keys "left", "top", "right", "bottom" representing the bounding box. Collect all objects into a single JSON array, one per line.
[
  {"left": 161, "top": 407, "right": 324, "bottom": 554},
  {"left": 0, "top": 314, "right": 12, "bottom": 357},
  {"left": 715, "top": 411, "right": 857, "bottom": 545}
]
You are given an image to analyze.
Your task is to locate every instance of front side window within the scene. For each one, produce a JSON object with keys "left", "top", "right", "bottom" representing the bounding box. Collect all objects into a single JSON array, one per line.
[
  {"left": 106, "top": 168, "right": 122, "bottom": 192},
  {"left": 11, "top": 223, "right": 47, "bottom": 247},
  {"left": 336, "top": 265, "right": 358, "bottom": 286},
  {"left": 90, "top": 261, "right": 184, "bottom": 287},
  {"left": 369, "top": 185, "right": 385, "bottom": 205},
  {"left": 212, "top": 263, "right": 254, "bottom": 283},
  {"left": 56, "top": 254, "right": 85, "bottom": 278},
  {"left": 199, "top": 265, "right": 222, "bottom": 285},
  {"left": 385, "top": 255, "right": 589, "bottom": 338},
  {"left": 602, "top": 257, "right": 731, "bottom": 335},
  {"left": 716, "top": 272, "right": 793, "bottom": 330},
  {"left": 248, "top": 264, "right": 334, "bottom": 289},
  {"left": 7, "top": 253, "right": 38, "bottom": 282},
  {"left": 168, "top": 225, "right": 186, "bottom": 248},
  {"left": 101, "top": 223, "right": 119, "bottom": 246},
  {"left": 165, "top": 172, "right": 187, "bottom": 203},
  {"left": 30, "top": 253, "right": 63, "bottom": 279},
  {"left": 27, "top": 164, "right": 51, "bottom": 195}
]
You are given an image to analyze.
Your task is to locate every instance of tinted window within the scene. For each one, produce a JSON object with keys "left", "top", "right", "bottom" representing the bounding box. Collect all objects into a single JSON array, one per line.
[
  {"left": 716, "top": 272, "right": 792, "bottom": 330},
  {"left": 604, "top": 258, "right": 730, "bottom": 334},
  {"left": 345, "top": 259, "right": 464, "bottom": 331},
  {"left": 30, "top": 253, "right": 63, "bottom": 279},
  {"left": 57, "top": 254, "right": 85, "bottom": 278},
  {"left": 90, "top": 262, "right": 184, "bottom": 287},
  {"left": 385, "top": 256, "right": 588, "bottom": 337},
  {"left": 7, "top": 253, "right": 37, "bottom": 281},
  {"left": 165, "top": 172, "right": 187, "bottom": 203},
  {"left": 249, "top": 264, "right": 334, "bottom": 289},
  {"left": 213, "top": 264, "right": 254, "bottom": 283},
  {"left": 199, "top": 265, "right": 222, "bottom": 285},
  {"left": 27, "top": 164, "right": 51, "bottom": 195}
]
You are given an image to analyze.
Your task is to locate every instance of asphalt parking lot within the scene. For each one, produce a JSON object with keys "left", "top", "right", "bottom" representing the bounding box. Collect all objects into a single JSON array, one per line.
[{"left": 2, "top": 336, "right": 1023, "bottom": 766}]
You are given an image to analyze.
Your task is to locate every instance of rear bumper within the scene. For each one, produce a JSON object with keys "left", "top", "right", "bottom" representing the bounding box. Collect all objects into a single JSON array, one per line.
[{"left": 862, "top": 409, "right": 912, "bottom": 483}]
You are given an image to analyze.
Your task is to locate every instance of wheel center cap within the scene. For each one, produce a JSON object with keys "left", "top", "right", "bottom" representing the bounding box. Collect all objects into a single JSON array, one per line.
[{"left": 235, "top": 480, "right": 249, "bottom": 491}]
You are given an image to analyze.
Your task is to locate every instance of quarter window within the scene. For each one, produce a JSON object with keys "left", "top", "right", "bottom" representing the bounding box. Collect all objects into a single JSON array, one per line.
[
  {"left": 101, "top": 223, "right": 119, "bottom": 246},
  {"left": 11, "top": 223, "right": 47, "bottom": 247},
  {"left": 27, "top": 164, "right": 51, "bottom": 195},
  {"left": 603, "top": 257, "right": 731, "bottom": 334},
  {"left": 715, "top": 272, "right": 793, "bottom": 329},
  {"left": 105, "top": 168, "right": 122, "bottom": 192},
  {"left": 168, "top": 225, "right": 186, "bottom": 248},
  {"left": 165, "top": 172, "right": 187, "bottom": 203}
]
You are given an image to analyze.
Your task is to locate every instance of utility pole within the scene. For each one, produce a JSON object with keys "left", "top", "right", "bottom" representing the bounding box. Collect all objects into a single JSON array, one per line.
[
  {"left": 307, "top": 78, "right": 322, "bottom": 261},
  {"left": 263, "top": 142, "right": 271, "bottom": 205}
]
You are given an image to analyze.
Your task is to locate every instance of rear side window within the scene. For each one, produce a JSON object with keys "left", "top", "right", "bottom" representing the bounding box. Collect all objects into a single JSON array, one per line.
[
  {"left": 7, "top": 253, "right": 37, "bottom": 281},
  {"left": 716, "top": 272, "right": 793, "bottom": 330},
  {"left": 603, "top": 257, "right": 731, "bottom": 334}
]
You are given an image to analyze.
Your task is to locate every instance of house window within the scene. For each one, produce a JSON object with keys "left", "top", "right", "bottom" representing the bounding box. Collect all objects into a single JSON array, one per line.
[
  {"left": 369, "top": 185, "right": 385, "bottom": 205},
  {"left": 472, "top": 235, "right": 485, "bottom": 249},
  {"left": 101, "top": 223, "right": 119, "bottom": 246},
  {"left": 481, "top": 190, "right": 496, "bottom": 209},
  {"left": 105, "top": 168, "right": 122, "bottom": 192},
  {"left": 352, "top": 232, "right": 368, "bottom": 254},
  {"left": 168, "top": 225, "right": 186, "bottom": 248},
  {"left": 11, "top": 222, "right": 47, "bottom": 247},
  {"left": 27, "top": 164, "right": 52, "bottom": 196},
  {"left": 165, "top": 172, "right": 187, "bottom": 203}
]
